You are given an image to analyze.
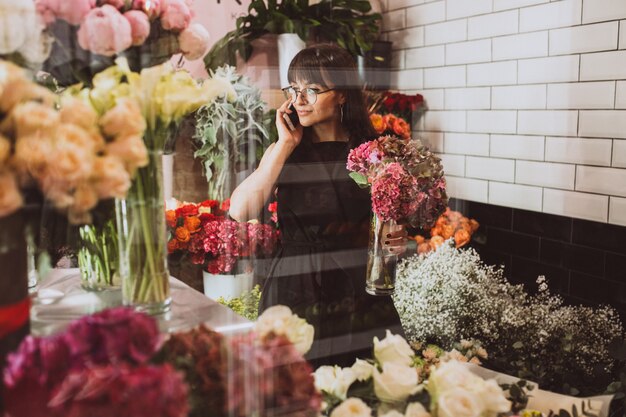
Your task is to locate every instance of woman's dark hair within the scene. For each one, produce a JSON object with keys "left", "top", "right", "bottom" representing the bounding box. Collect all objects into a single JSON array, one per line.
[{"left": 287, "top": 43, "right": 378, "bottom": 147}]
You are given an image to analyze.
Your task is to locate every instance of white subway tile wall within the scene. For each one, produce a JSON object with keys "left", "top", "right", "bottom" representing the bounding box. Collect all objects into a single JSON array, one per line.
[{"left": 382, "top": 0, "right": 626, "bottom": 225}]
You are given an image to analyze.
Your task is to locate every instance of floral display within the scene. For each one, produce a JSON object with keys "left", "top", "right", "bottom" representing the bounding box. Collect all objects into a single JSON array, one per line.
[
  {"left": 194, "top": 65, "right": 272, "bottom": 201},
  {"left": 347, "top": 135, "right": 447, "bottom": 228},
  {"left": 393, "top": 241, "right": 625, "bottom": 397},
  {"left": 314, "top": 330, "right": 512, "bottom": 417},
  {"left": 412, "top": 208, "right": 480, "bottom": 255},
  {"left": 0, "top": 59, "right": 146, "bottom": 223},
  {"left": 36, "top": 0, "right": 209, "bottom": 60},
  {"left": 0, "top": 0, "right": 52, "bottom": 68},
  {"left": 166, "top": 199, "right": 279, "bottom": 275},
  {"left": 369, "top": 113, "right": 411, "bottom": 139}
]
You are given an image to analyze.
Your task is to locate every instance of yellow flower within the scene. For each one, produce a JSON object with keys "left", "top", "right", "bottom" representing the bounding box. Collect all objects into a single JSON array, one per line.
[{"left": 153, "top": 70, "right": 206, "bottom": 126}]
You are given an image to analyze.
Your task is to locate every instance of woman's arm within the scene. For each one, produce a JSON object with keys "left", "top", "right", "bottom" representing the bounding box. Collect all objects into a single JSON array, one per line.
[{"left": 229, "top": 99, "right": 303, "bottom": 222}]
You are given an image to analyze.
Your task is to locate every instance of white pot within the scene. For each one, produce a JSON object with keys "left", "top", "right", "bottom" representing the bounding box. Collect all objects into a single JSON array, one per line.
[
  {"left": 277, "top": 33, "right": 306, "bottom": 88},
  {"left": 203, "top": 269, "right": 254, "bottom": 301}
]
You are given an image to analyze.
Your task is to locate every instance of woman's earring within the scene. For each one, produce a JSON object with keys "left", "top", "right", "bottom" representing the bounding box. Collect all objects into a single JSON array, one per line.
[{"left": 340, "top": 104, "right": 344, "bottom": 123}]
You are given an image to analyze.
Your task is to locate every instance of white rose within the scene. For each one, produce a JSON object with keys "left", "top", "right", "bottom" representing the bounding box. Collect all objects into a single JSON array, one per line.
[
  {"left": 428, "top": 361, "right": 476, "bottom": 397},
  {"left": 373, "top": 330, "right": 414, "bottom": 366},
  {"left": 373, "top": 362, "right": 419, "bottom": 403},
  {"left": 379, "top": 410, "right": 404, "bottom": 417},
  {"left": 351, "top": 359, "right": 375, "bottom": 382},
  {"left": 480, "top": 379, "right": 511, "bottom": 415},
  {"left": 436, "top": 387, "right": 483, "bottom": 417},
  {"left": 404, "top": 402, "right": 431, "bottom": 417},
  {"left": 314, "top": 366, "right": 356, "bottom": 400},
  {"left": 255, "top": 305, "right": 315, "bottom": 354},
  {"left": 330, "top": 398, "right": 372, "bottom": 417}
]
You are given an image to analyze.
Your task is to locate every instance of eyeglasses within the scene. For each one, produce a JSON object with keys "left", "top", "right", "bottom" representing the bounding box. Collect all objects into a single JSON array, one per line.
[{"left": 282, "top": 86, "right": 335, "bottom": 104}]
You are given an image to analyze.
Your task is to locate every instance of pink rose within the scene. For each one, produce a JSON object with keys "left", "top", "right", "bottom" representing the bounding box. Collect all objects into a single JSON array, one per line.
[
  {"left": 124, "top": 10, "right": 151, "bottom": 46},
  {"left": 132, "top": 0, "right": 161, "bottom": 19},
  {"left": 77, "top": 5, "right": 132, "bottom": 56},
  {"left": 178, "top": 23, "right": 209, "bottom": 60},
  {"left": 160, "top": 0, "right": 191, "bottom": 32},
  {"left": 37, "top": 0, "right": 96, "bottom": 26}
]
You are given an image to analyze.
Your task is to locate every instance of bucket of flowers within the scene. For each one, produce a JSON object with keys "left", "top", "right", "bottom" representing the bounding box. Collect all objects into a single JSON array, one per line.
[{"left": 166, "top": 199, "right": 279, "bottom": 300}]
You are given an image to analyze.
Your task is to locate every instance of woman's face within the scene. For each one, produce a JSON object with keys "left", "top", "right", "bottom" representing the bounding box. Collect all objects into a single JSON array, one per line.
[{"left": 290, "top": 79, "right": 344, "bottom": 127}]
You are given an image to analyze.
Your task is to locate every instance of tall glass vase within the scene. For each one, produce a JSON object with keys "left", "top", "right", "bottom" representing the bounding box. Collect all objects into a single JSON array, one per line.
[
  {"left": 116, "top": 150, "right": 171, "bottom": 314},
  {"left": 77, "top": 218, "right": 120, "bottom": 291},
  {"left": 365, "top": 213, "right": 399, "bottom": 296}
]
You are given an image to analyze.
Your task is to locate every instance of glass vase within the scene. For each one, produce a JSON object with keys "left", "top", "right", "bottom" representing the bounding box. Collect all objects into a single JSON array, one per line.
[
  {"left": 365, "top": 213, "right": 399, "bottom": 296},
  {"left": 77, "top": 218, "right": 120, "bottom": 291},
  {"left": 116, "top": 150, "right": 171, "bottom": 314}
]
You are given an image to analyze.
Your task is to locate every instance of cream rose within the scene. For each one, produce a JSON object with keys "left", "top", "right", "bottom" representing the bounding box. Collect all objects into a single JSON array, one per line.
[
  {"left": 0, "top": 170, "right": 23, "bottom": 217},
  {"left": 0, "top": 134, "right": 10, "bottom": 166},
  {"left": 373, "top": 362, "right": 419, "bottom": 403},
  {"left": 12, "top": 133, "right": 54, "bottom": 181},
  {"left": 351, "top": 359, "right": 375, "bottom": 382},
  {"left": 10, "top": 101, "right": 59, "bottom": 137},
  {"left": 404, "top": 402, "right": 431, "bottom": 417},
  {"left": 59, "top": 97, "right": 99, "bottom": 133},
  {"left": 330, "top": 398, "right": 372, "bottom": 417},
  {"left": 436, "top": 387, "right": 483, "bottom": 417},
  {"left": 92, "top": 155, "right": 131, "bottom": 199},
  {"left": 427, "top": 361, "right": 476, "bottom": 398},
  {"left": 106, "top": 134, "right": 148, "bottom": 172},
  {"left": 46, "top": 137, "right": 94, "bottom": 186},
  {"left": 373, "top": 330, "right": 414, "bottom": 366},
  {"left": 255, "top": 305, "right": 314, "bottom": 355},
  {"left": 314, "top": 366, "right": 356, "bottom": 400},
  {"left": 0, "top": 77, "right": 55, "bottom": 114},
  {"left": 99, "top": 99, "right": 146, "bottom": 138},
  {"left": 480, "top": 379, "right": 511, "bottom": 415}
]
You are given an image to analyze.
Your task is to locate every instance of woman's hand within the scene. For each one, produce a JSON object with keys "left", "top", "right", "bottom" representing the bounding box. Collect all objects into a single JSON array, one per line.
[
  {"left": 382, "top": 223, "right": 408, "bottom": 256},
  {"left": 276, "top": 99, "right": 304, "bottom": 149}
]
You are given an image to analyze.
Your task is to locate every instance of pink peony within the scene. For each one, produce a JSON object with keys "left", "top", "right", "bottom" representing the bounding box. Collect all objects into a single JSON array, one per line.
[
  {"left": 178, "top": 23, "right": 210, "bottom": 60},
  {"left": 77, "top": 5, "right": 132, "bottom": 56},
  {"left": 132, "top": 0, "right": 162, "bottom": 19},
  {"left": 36, "top": 0, "right": 95, "bottom": 26},
  {"left": 160, "top": 0, "right": 191, "bottom": 32},
  {"left": 124, "top": 10, "right": 151, "bottom": 46},
  {"left": 100, "top": 0, "right": 126, "bottom": 9}
]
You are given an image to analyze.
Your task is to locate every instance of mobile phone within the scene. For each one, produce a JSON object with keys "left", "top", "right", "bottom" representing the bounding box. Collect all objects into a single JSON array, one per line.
[{"left": 282, "top": 103, "right": 299, "bottom": 131}]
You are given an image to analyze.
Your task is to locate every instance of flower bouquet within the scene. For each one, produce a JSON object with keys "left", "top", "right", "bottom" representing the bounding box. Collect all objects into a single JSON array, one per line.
[
  {"left": 365, "top": 91, "right": 425, "bottom": 127},
  {"left": 166, "top": 199, "right": 279, "bottom": 299},
  {"left": 37, "top": 0, "right": 210, "bottom": 85},
  {"left": 369, "top": 113, "right": 411, "bottom": 139},
  {"left": 346, "top": 135, "right": 447, "bottom": 295},
  {"left": 67, "top": 57, "right": 226, "bottom": 313},
  {"left": 412, "top": 208, "right": 480, "bottom": 255}
]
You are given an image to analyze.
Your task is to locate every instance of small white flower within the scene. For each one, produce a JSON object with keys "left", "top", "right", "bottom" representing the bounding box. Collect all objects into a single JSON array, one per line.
[
  {"left": 330, "top": 397, "right": 372, "bottom": 417},
  {"left": 374, "top": 330, "right": 414, "bottom": 367}
]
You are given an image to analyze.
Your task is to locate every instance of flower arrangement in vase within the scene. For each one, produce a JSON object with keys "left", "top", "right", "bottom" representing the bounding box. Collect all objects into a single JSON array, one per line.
[
  {"left": 37, "top": 0, "right": 210, "bottom": 85},
  {"left": 166, "top": 199, "right": 279, "bottom": 300},
  {"left": 346, "top": 135, "right": 447, "bottom": 295}
]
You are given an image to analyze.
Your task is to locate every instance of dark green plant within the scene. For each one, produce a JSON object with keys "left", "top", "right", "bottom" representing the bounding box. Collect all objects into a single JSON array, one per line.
[{"left": 205, "top": 0, "right": 381, "bottom": 70}]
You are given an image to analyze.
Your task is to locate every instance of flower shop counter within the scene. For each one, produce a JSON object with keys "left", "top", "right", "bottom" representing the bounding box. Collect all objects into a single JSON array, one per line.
[{"left": 30, "top": 268, "right": 253, "bottom": 337}]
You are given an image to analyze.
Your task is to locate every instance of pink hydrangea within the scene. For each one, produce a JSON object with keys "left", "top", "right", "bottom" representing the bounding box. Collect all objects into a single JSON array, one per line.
[
  {"left": 347, "top": 141, "right": 382, "bottom": 175},
  {"left": 160, "top": 0, "right": 191, "bottom": 32},
  {"left": 77, "top": 5, "right": 132, "bottom": 56},
  {"left": 124, "top": 10, "right": 151, "bottom": 45},
  {"left": 178, "top": 23, "right": 210, "bottom": 60},
  {"left": 371, "top": 163, "right": 419, "bottom": 222},
  {"left": 132, "top": 0, "right": 162, "bottom": 19}
]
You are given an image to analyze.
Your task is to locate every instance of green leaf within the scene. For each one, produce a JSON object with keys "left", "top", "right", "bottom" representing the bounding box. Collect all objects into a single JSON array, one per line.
[{"left": 348, "top": 172, "right": 370, "bottom": 188}]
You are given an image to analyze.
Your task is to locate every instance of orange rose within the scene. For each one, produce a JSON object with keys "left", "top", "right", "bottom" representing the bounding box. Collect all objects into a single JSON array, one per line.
[
  {"left": 392, "top": 117, "right": 411, "bottom": 139},
  {"left": 370, "top": 114, "right": 385, "bottom": 134},
  {"left": 184, "top": 216, "right": 201, "bottom": 234},
  {"left": 442, "top": 224, "right": 455, "bottom": 239},
  {"left": 417, "top": 242, "right": 432, "bottom": 255},
  {"left": 454, "top": 229, "right": 471, "bottom": 248},
  {"left": 470, "top": 219, "right": 480, "bottom": 232},
  {"left": 382, "top": 114, "right": 395, "bottom": 130},
  {"left": 166, "top": 210, "right": 177, "bottom": 228},
  {"left": 430, "top": 235, "right": 444, "bottom": 250},
  {"left": 430, "top": 226, "right": 442, "bottom": 237},
  {"left": 413, "top": 235, "right": 425, "bottom": 244},
  {"left": 175, "top": 226, "right": 190, "bottom": 243}
]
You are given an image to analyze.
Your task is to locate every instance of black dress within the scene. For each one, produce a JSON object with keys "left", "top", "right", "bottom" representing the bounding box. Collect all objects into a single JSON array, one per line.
[{"left": 259, "top": 139, "right": 404, "bottom": 368}]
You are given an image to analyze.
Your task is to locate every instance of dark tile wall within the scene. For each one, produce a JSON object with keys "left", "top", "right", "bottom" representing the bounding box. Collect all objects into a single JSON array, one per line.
[{"left": 448, "top": 198, "right": 626, "bottom": 319}]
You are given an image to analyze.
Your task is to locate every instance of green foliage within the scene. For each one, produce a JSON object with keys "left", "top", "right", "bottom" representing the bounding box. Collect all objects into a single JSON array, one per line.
[
  {"left": 216, "top": 284, "right": 262, "bottom": 321},
  {"left": 204, "top": 0, "right": 382, "bottom": 70},
  {"left": 193, "top": 66, "right": 272, "bottom": 201}
]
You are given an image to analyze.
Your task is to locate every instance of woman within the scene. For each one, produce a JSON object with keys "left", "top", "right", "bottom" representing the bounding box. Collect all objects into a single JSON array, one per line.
[{"left": 229, "top": 44, "right": 405, "bottom": 367}]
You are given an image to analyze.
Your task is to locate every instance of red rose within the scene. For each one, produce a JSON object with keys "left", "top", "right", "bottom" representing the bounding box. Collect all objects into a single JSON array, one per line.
[{"left": 175, "top": 204, "right": 198, "bottom": 218}]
